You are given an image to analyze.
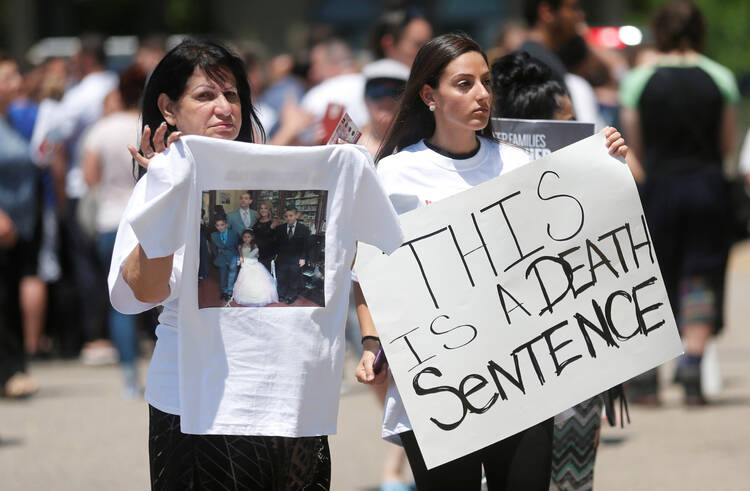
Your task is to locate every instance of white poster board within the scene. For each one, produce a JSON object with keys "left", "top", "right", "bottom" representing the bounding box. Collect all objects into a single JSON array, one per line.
[{"left": 357, "top": 133, "right": 683, "bottom": 469}]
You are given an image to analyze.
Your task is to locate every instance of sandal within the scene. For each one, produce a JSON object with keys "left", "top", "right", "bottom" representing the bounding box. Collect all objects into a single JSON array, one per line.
[{"left": 3, "top": 372, "right": 39, "bottom": 398}]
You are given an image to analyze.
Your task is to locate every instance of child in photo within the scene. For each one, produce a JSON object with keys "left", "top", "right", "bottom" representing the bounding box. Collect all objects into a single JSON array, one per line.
[
  {"left": 210, "top": 215, "right": 240, "bottom": 302},
  {"left": 233, "top": 230, "right": 279, "bottom": 307}
]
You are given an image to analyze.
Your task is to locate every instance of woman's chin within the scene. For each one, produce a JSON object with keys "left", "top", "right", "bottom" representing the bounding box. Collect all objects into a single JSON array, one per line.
[{"left": 206, "top": 127, "right": 239, "bottom": 140}]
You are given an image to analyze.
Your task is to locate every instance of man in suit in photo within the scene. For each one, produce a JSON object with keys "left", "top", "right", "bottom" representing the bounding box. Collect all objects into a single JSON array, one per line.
[
  {"left": 275, "top": 208, "right": 310, "bottom": 304},
  {"left": 210, "top": 215, "right": 240, "bottom": 302},
  {"left": 227, "top": 191, "right": 258, "bottom": 236}
]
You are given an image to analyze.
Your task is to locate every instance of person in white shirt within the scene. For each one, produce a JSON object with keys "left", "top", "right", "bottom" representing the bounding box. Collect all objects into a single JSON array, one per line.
[
  {"left": 300, "top": 38, "right": 369, "bottom": 131},
  {"left": 81, "top": 64, "right": 147, "bottom": 398},
  {"left": 353, "top": 33, "right": 630, "bottom": 491},
  {"left": 112, "top": 40, "right": 331, "bottom": 490},
  {"left": 36, "top": 34, "right": 120, "bottom": 364}
]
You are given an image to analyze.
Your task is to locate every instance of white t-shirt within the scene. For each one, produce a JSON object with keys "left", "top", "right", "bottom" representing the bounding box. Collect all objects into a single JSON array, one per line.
[
  {"left": 564, "top": 73, "right": 604, "bottom": 131},
  {"left": 373, "top": 136, "right": 530, "bottom": 443},
  {"left": 739, "top": 128, "right": 750, "bottom": 174},
  {"left": 109, "top": 136, "right": 403, "bottom": 436},
  {"left": 43, "top": 71, "right": 119, "bottom": 198},
  {"left": 82, "top": 111, "right": 140, "bottom": 233},
  {"left": 301, "top": 73, "right": 370, "bottom": 129}
]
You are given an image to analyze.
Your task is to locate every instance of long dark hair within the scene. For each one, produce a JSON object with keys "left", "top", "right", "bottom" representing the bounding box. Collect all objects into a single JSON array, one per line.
[
  {"left": 376, "top": 33, "right": 494, "bottom": 162},
  {"left": 141, "top": 39, "right": 265, "bottom": 148},
  {"left": 491, "top": 52, "right": 567, "bottom": 119}
]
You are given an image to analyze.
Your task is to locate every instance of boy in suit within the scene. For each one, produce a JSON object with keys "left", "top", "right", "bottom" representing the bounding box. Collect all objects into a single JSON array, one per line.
[
  {"left": 210, "top": 215, "right": 240, "bottom": 302},
  {"left": 276, "top": 208, "right": 310, "bottom": 304}
]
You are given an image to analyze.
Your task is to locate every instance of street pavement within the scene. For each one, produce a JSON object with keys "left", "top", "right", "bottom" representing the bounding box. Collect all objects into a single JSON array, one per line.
[{"left": 3, "top": 243, "right": 750, "bottom": 490}]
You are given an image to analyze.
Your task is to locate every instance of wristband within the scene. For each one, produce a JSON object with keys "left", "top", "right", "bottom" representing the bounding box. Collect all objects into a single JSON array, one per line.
[{"left": 361, "top": 335, "right": 380, "bottom": 345}]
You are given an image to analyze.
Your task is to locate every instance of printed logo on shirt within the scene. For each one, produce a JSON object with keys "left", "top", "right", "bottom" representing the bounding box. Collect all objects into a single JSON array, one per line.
[{"left": 199, "top": 189, "right": 327, "bottom": 309}]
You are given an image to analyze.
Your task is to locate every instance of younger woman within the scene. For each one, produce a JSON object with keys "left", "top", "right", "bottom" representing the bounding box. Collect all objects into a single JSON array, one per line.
[
  {"left": 233, "top": 229, "right": 278, "bottom": 306},
  {"left": 354, "top": 34, "right": 630, "bottom": 490}
]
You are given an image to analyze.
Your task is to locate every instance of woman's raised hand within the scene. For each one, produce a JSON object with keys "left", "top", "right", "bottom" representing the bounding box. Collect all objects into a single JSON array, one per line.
[
  {"left": 602, "top": 126, "right": 645, "bottom": 183},
  {"left": 602, "top": 126, "right": 628, "bottom": 158},
  {"left": 128, "top": 122, "right": 182, "bottom": 169}
]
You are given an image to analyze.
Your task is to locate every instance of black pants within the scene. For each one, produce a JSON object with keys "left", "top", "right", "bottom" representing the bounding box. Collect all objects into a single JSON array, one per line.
[
  {"left": 276, "top": 260, "right": 302, "bottom": 299},
  {"left": 148, "top": 406, "right": 331, "bottom": 490},
  {"left": 61, "top": 200, "right": 108, "bottom": 342},
  {"left": 400, "top": 419, "right": 554, "bottom": 491},
  {"left": 0, "top": 243, "right": 26, "bottom": 385}
]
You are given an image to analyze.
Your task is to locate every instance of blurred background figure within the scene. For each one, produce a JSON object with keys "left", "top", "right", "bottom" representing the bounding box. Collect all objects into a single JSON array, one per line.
[
  {"left": 520, "top": 0, "right": 601, "bottom": 128},
  {"left": 34, "top": 34, "right": 119, "bottom": 366},
  {"left": 0, "top": 52, "right": 40, "bottom": 398},
  {"left": 133, "top": 35, "right": 166, "bottom": 75},
  {"left": 521, "top": 0, "right": 584, "bottom": 83},
  {"left": 368, "top": 7, "right": 432, "bottom": 68},
  {"left": 352, "top": 56, "right": 412, "bottom": 491},
  {"left": 6, "top": 58, "right": 68, "bottom": 362},
  {"left": 81, "top": 64, "right": 147, "bottom": 398},
  {"left": 486, "top": 20, "right": 528, "bottom": 63},
  {"left": 359, "top": 59, "right": 409, "bottom": 157},
  {"left": 301, "top": 37, "right": 369, "bottom": 133},
  {"left": 619, "top": 0, "right": 739, "bottom": 406}
]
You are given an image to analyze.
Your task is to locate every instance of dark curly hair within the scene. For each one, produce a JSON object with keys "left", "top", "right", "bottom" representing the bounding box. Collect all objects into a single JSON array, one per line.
[{"left": 491, "top": 51, "right": 567, "bottom": 119}]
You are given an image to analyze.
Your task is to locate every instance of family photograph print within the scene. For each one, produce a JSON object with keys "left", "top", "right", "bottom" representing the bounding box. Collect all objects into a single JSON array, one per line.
[{"left": 198, "top": 189, "right": 327, "bottom": 308}]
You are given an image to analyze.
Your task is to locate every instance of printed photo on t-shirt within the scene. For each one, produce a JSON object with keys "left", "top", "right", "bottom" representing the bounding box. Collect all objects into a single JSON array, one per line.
[{"left": 198, "top": 189, "right": 327, "bottom": 308}]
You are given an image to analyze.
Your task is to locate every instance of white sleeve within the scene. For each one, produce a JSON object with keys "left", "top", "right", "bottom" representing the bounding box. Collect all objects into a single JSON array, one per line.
[
  {"left": 126, "top": 140, "right": 193, "bottom": 258},
  {"left": 108, "top": 179, "right": 182, "bottom": 314},
  {"left": 565, "top": 73, "right": 606, "bottom": 131},
  {"left": 740, "top": 129, "right": 750, "bottom": 175},
  {"left": 350, "top": 151, "right": 404, "bottom": 254}
]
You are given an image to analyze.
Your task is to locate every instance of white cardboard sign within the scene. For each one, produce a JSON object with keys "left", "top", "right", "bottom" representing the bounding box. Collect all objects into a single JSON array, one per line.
[{"left": 358, "top": 133, "right": 683, "bottom": 469}]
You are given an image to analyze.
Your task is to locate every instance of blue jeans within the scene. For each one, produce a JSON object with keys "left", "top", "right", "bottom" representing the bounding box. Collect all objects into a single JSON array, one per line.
[
  {"left": 219, "top": 261, "right": 238, "bottom": 296},
  {"left": 96, "top": 231, "right": 137, "bottom": 365}
]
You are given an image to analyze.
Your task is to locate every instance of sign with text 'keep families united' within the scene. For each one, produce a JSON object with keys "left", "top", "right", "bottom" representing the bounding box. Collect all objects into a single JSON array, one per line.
[
  {"left": 358, "top": 133, "right": 682, "bottom": 469},
  {"left": 492, "top": 117, "right": 595, "bottom": 159}
]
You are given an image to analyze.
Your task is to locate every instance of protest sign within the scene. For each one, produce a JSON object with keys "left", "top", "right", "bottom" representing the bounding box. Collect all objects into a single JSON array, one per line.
[
  {"left": 357, "top": 133, "right": 682, "bottom": 469},
  {"left": 492, "top": 117, "right": 595, "bottom": 159}
]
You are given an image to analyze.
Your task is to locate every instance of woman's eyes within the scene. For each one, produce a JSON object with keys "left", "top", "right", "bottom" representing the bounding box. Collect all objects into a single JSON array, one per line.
[
  {"left": 194, "top": 90, "right": 239, "bottom": 102},
  {"left": 455, "top": 79, "right": 491, "bottom": 91}
]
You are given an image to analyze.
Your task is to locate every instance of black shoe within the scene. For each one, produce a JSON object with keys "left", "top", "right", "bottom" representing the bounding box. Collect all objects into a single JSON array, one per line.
[
  {"left": 285, "top": 296, "right": 295, "bottom": 304},
  {"left": 676, "top": 364, "right": 707, "bottom": 406},
  {"left": 625, "top": 369, "right": 660, "bottom": 407}
]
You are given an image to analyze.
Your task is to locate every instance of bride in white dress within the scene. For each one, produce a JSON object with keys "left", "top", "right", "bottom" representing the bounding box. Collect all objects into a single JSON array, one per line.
[{"left": 233, "top": 230, "right": 279, "bottom": 306}]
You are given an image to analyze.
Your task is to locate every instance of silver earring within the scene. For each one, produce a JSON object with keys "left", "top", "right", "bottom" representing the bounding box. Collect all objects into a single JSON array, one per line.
[{"left": 429, "top": 104, "right": 436, "bottom": 112}]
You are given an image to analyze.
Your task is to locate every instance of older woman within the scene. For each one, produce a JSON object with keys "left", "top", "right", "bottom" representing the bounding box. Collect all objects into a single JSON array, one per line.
[{"left": 110, "top": 40, "right": 330, "bottom": 489}]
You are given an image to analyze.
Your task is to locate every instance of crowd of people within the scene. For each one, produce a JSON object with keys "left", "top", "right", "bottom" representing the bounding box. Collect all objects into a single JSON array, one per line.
[{"left": 0, "top": 1, "right": 745, "bottom": 490}]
